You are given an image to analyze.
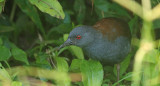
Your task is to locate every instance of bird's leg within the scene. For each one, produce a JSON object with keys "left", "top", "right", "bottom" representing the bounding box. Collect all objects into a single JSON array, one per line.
[{"left": 117, "top": 64, "right": 120, "bottom": 86}]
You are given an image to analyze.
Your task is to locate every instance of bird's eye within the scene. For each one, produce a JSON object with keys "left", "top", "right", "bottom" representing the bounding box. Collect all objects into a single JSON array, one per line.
[{"left": 76, "top": 35, "right": 81, "bottom": 39}]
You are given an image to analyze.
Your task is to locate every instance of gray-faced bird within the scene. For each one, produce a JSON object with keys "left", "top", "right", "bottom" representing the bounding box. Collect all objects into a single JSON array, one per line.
[{"left": 59, "top": 17, "right": 131, "bottom": 82}]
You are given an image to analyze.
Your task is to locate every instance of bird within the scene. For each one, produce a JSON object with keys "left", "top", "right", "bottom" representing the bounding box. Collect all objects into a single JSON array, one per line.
[{"left": 59, "top": 17, "right": 131, "bottom": 83}]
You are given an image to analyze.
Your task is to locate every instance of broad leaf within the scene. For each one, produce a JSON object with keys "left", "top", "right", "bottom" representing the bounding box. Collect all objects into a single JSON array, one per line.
[
  {"left": 29, "top": 0, "right": 65, "bottom": 19},
  {"left": 11, "top": 48, "right": 29, "bottom": 65},
  {"left": 94, "top": 0, "right": 130, "bottom": 19},
  {"left": 80, "top": 60, "right": 103, "bottom": 86},
  {"left": 70, "top": 59, "right": 82, "bottom": 72},
  {"left": 55, "top": 57, "right": 68, "bottom": 72},
  {"left": 55, "top": 57, "right": 70, "bottom": 86},
  {"left": 0, "top": 46, "right": 11, "bottom": 61},
  {"left": 70, "top": 46, "right": 84, "bottom": 59},
  {"left": 0, "top": 63, "right": 11, "bottom": 80},
  {"left": 35, "top": 52, "right": 52, "bottom": 68},
  {"left": 94, "top": 0, "right": 109, "bottom": 12},
  {"left": 63, "top": 12, "right": 71, "bottom": 24},
  {"left": 11, "top": 81, "right": 22, "bottom": 86}
]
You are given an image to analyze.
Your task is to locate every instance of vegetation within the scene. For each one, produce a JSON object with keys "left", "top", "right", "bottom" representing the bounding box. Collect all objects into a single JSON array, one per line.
[{"left": 0, "top": 0, "right": 160, "bottom": 86}]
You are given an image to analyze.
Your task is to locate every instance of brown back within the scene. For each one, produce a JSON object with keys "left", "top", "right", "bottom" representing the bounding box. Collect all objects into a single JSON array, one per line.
[{"left": 93, "top": 18, "right": 131, "bottom": 41}]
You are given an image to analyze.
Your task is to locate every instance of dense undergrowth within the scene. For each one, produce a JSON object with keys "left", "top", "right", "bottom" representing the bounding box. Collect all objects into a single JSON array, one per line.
[{"left": 0, "top": 0, "right": 160, "bottom": 86}]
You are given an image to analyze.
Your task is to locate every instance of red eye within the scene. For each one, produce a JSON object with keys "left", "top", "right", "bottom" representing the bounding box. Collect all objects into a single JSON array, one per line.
[{"left": 76, "top": 35, "right": 81, "bottom": 39}]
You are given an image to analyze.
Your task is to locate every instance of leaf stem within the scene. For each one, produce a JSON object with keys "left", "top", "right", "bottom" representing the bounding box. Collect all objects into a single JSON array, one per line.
[
  {"left": 4, "top": 61, "right": 11, "bottom": 70},
  {"left": 10, "top": 1, "right": 16, "bottom": 22}
]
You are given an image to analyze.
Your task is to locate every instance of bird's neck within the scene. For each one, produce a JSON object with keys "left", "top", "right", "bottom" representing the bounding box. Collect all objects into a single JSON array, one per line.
[{"left": 82, "top": 30, "right": 103, "bottom": 49}]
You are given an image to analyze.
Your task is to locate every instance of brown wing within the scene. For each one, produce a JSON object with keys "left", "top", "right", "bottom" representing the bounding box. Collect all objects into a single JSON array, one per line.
[{"left": 93, "top": 18, "right": 131, "bottom": 41}]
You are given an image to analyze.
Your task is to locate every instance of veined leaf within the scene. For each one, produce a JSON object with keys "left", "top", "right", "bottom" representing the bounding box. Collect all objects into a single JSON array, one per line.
[
  {"left": 29, "top": 0, "right": 65, "bottom": 19},
  {"left": 11, "top": 48, "right": 29, "bottom": 65}
]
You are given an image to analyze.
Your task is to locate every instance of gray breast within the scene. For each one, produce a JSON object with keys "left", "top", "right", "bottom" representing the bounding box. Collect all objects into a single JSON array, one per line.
[{"left": 82, "top": 36, "right": 131, "bottom": 64}]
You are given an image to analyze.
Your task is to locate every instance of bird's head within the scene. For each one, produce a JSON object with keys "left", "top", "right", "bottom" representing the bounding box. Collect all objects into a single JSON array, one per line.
[{"left": 59, "top": 26, "right": 95, "bottom": 49}]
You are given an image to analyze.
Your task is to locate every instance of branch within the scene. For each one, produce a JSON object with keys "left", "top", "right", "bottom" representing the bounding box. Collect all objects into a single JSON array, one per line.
[{"left": 113, "top": 0, "right": 143, "bottom": 18}]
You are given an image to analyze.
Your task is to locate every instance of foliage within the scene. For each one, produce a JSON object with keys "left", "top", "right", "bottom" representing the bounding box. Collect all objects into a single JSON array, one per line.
[{"left": 0, "top": 0, "right": 160, "bottom": 86}]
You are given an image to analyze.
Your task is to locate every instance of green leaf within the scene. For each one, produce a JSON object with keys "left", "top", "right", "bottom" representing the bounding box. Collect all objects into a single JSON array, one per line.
[
  {"left": 11, "top": 81, "right": 22, "bottom": 86},
  {"left": 94, "top": 0, "right": 130, "bottom": 19},
  {"left": 151, "top": 0, "right": 160, "bottom": 7},
  {"left": 57, "top": 47, "right": 68, "bottom": 56},
  {"left": 55, "top": 57, "right": 68, "bottom": 72},
  {"left": 74, "top": 0, "right": 86, "bottom": 24},
  {"left": 0, "top": 0, "right": 4, "bottom": 2},
  {"left": 122, "top": 72, "right": 133, "bottom": 81},
  {"left": 15, "top": 0, "right": 45, "bottom": 37},
  {"left": 29, "top": 0, "right": 65, "bottom": 19},
  {"left": 128, "top": 16, "right": 139, "bottom": 34},
  {"left": 108, "top": 3, "right": 131, "bottom": 19},
  {"left": 2, "top": 37, "right": 12, "bottom": 49},
  {"left": 0, "top": 5, "right": 2, "bottom": 14},
  {"left": 80, "top": 60, "right": 103, "bottom": 86},
  {"left": 70, "top": 45, "right": 84, "bottom": 59},
  {"left": 0, "top": 0, "right": 5, "bottom": 14},
  {"left": 0, "top": 46, "right": 11, "bottom": 61},
  {"left": 63, "top": 34, "right": 69, "bottom": 41},
  {"left": 63, "top": 34, "right": 84, "bottom": 59},
  {"left": 143, "top": 49, "right": 158, "bottom": 63},
  {"left": 54, "top": 58, "right": 70, "bottom": 86},
  {"left": 48, "top": 23, "right": 72, "bottom": 36},
  {"left": 63, "top": 12, "right": 71, "bottom": 24},
  {"left": 70, "top": 59, "right": 82, "bottom": 72},
  {"left": 113, "top": 72, "right": 133, "bottom": 86},
  {"left": 0, "top": 63, "right": 11, "bottom": 80},
  {"left": 153, "top": 18, "right": 160, "bottom": 29},
  {"left": 11, "top": 48, "right": 29, "bottom": 65},
  {"left": 102, "top": 84, "right": 109, "bottom": 86},
  {"left": 94, "top": 0, "right": 109, "bottom": 12},
  {"left": 35, "top": 52, "right": 52, "bottom": 68},
  {"left": 0, "top": 38, "right": 2, "bottom": 45}
]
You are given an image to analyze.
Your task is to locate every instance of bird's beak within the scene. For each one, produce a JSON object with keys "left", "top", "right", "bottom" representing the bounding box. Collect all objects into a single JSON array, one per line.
[{"left": 58, "top": 38, "right": 73, "bottom": 50}]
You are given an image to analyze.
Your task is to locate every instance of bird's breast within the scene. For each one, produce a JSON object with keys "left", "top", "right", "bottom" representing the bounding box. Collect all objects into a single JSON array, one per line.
[{"left": 82, "top": 36, "right": 131, "bottom": 64}]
